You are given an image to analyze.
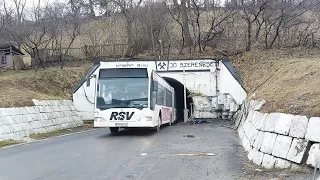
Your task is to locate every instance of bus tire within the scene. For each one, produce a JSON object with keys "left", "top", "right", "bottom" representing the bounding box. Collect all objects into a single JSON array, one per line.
[
  {"left": 109, "top": 127, "right": 119, "bottom": 133},
  {"left": 156, "top": 115, "right": 162, "bottom": 132}
]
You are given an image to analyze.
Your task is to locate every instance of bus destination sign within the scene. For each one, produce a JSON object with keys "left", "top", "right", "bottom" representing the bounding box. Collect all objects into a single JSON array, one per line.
[{"left": 156, "top": 60, "right": 215, "bottom": 71}]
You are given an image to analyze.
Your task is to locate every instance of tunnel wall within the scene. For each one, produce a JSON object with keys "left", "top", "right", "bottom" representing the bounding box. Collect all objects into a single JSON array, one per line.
[
  {"left": 218, "top": 61, "right": 247, "bottom": 105},
  {"left": 159, "top": 71, "right": 218, "bottom": 119},
  {"left": 159, "top": 71, "right": 216, "bottom": 96}
]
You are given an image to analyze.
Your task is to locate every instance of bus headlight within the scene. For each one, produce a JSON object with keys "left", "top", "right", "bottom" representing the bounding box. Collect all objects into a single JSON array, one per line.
[{"left": 140, "top": 116, "right": 152, "bottom": 121}]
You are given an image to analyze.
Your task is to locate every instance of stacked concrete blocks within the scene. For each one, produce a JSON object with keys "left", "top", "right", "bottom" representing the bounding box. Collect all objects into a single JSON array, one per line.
[
  {"left": 237, "top": 100, "right": 320, "bottom": 169},
  {"left": 0, "top": 100, "right": 83, "bottom": 141}
]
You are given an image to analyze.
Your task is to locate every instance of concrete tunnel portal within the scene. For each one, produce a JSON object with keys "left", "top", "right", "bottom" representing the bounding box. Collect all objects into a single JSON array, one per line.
[{"left": 162, "top": 77, "right": 194, "bottom": 122}]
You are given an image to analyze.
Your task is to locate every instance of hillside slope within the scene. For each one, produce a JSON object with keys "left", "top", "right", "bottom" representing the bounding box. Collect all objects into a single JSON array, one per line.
[
  {"left": 235, "top": 48, "right": 320, "bottom": 117},
  {"left": 0, "top": 65, "right": 91, "bottom": 108}
]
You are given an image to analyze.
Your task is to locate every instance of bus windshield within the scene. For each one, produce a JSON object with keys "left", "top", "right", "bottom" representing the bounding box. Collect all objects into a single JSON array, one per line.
[{"left": 96, "top": 77, "right": 149, "bottom": 110}]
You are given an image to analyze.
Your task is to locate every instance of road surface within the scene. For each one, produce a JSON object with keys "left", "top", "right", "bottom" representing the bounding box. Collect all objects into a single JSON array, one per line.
[{"left": 0, "top": 120, "right": 313, "bottom": 180}]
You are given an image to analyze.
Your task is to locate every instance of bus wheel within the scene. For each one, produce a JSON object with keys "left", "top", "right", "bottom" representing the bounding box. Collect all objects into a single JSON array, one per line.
[
  {"left": 156, "top": 116, "right": 161, "bottom": 132},
  {"left": 110, "top": 127, "right": 119, "bottom": 133}
]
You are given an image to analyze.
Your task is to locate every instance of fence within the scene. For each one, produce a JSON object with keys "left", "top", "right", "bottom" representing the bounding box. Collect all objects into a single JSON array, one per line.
[{"left": 38, "top": 44, "right": 129, "bottom": 64}]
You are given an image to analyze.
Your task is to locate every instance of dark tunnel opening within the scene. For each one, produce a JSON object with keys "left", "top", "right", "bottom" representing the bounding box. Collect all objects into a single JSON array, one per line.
[{"left": 163, "top": 77, "right": 194, "bottom": 122}]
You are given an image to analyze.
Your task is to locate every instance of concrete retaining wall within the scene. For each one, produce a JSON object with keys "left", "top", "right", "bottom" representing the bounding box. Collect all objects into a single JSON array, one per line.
[
  {"left": 0, "top": 99, "right": 83, "bottom": 141},
  {"left": 237, "top": 100, "right": 320, "bottom": 170}
]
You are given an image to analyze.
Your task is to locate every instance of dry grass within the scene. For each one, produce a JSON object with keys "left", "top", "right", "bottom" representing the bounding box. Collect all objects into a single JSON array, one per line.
[
  {"left": 235, "top": 48, "right": 320, "bottom": 117},
  {"left": 0, "top": 140, "right": 21, "bottom": 148},
  {"left": 30, "top": 129, "right": 71, "bottom": 140},
  {"left": 0, "top": 64, "right": 91, "bottom": 108}
]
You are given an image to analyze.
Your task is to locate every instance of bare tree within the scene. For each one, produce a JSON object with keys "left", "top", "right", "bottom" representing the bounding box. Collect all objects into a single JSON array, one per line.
[
  {"left": 48, "top": 2, "right": 81, "bottom": 68},
  {"left": 166, "top": 0, "right": 193, "bottom": 50},
  {"left": 5, "top": 2, "right": 55, "bottom": 68},
  {"left": 238, "top": 0, "right": 268, "bottom": 51},
  {"left": 261, "top": 0, "right": 320, "bottom": 49},
  {"left": 98, "top": 0, "right": 144, "bottom": 57},
  {"left": 12, "top": 0, "right": 26, "bottom": 23}
]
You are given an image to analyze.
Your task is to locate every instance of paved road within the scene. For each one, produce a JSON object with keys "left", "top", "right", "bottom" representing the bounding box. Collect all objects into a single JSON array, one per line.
[{"left": 0, "top": 120, "right": 308, "bottom": 180}]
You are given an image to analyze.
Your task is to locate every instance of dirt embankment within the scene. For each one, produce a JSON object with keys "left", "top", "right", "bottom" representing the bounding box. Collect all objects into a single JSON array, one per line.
[
  {"left": 0, "top": 65, "right": 91, "bottom": 108},
  {"left": 233, "top": 48, "right": 320, "bottom": 117}
]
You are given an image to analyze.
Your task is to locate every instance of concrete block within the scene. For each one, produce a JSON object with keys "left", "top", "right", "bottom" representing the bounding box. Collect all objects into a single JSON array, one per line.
[
  {"left": 242, "top": 135, "right": 252, "bottom": 152},
  {"left": 41, "top": 113, "right": 49, "bottom": 120},
  {"left": 38, "top": 106, "right": 45, "bottom": 113},
  {"left": 0, "top": 108, "right": 11, "bottom": 116},
  {"left": 53, "top": 100, "right": 59, "bottom": 106},
  {"left": 272, "top": 135, "right": 293, "bottom": 159},
  {"left": 253, "top": 131, "right": 265, "bottom": 150},
  {"left": 248, "top": 110, "right": 257, "bottom": 123},
  {"left": 33, "top": 106, "right": 40, "bottom": 114},
  {"left": 262, "top": 113, "right": 280, "bottom": 132},
  {"left": 45, "top": 106, "right": 53, "bottom": 113},
  {"left": 0, "top": 116, "right": 4, "bottom": 125},
  {"left": 33, "top": 121, "right": 42, "bottom": 129},
  {"left": 51, "top": 106, "right": 59, "bottom": 112},
  {"left": 252, "top": 151, "right": 264, "bottom": 166},
  {"left": 243, "top": 120, "right": 253, "bottom": 138},
  {"left": 26, "top": 114, "right": 33, "bottom": 122},
  {"left": 255, "top": 113, "right": 269, "bottom": 130},
  {"left": 30, "top": 114, "right": 37, "bottom": 121},
  {"left": 238, "top": 127, "right": 245, "bottom": 140},
  {"left": 16, "top": 115, "right": 27, "bottom": 123},
  {"left": 289, "top": 115, "right": 309, "bottom": 138},
  {"left": 274, "top": 113, "right": 294, "bottom": 135},
  {"left": 47, "top": 119, "right": 54, "bottom": 126},
  {"left": 0, "top": 108, "right": 5, "bottom": 116},
  {"left": 19, "top": 107, "right": 28, "bottom": 115},
  {"left": 260, "top": 132, "right": 277, "bottom": 154},
  {"left": 248, "top": 148, "right": 256, "bottom": 161},
  {"left": 32, "top": 99, "right": 40, "bottom": 106},
  {"left": 1, "top": 125, "right": 10, "bottom": 134},
  {"left": 4, "top": 116, "right": 14, "bottom": 125},
  {"left": 15, "top": 123, "right": 24, "bottom": 132},
  {"left": 248, "top": 126, "right": 259, "bottom": 146},
  {"left": 57, "top": 112, "right": 64, "bottom": 118},
  {"left": 16, "top": 115, "right": 23, "bottom": 123},
  {"left": 274, "top": 158, "right": 292, "bottom": 169},
  {"left": 262, "top": 154, "right": 276, "bottom": 169},
  {"left": 305, "top": 117, "right": 320, "bottom": 143},
  {"left": 306, "top": 143, "right": 320, "bottom": 168},
  {"left": 25, "top": 106, "right": 35, "bottom": 114},
  {"left": 43, "top": 100, "right": 51, "bottom": 106},
  {"left": 46, "top": 112, "right": 54, "bottom": 120},
  {"left": 33, "top": 114, "right": 42, "bottom": 121},
  {"left": 286, "top": 138, "right": 309, "bottom": 164},
  {"left": 9, "top": 108, "right": 18, "bottom": 116}
]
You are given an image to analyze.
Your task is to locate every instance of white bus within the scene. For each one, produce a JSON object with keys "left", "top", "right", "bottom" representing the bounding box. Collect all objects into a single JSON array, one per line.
[{"left": 91, "top": 67, "right": 176, "bottom": 133}]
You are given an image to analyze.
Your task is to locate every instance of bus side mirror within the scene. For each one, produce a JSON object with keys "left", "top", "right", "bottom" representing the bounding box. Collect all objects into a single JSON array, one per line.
[
  {"left": 86, "top": 79, "right": 90, "bottom": 87},
  {"left": 153, "top": 81, "right": 158, "bottom": 91},
  {"left": 86, "top": 74, "right": 96, "bottom": 87}
]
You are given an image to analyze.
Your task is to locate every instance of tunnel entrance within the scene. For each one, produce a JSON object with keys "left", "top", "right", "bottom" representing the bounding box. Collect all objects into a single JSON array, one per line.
[{"left": 163, "top": 77, "right": 194, "bottom": 122}]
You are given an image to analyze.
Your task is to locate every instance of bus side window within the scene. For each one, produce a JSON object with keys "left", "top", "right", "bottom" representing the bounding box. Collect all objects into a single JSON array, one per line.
[{"left": 150, "top": 80, "right": 157, "bottom": 110}]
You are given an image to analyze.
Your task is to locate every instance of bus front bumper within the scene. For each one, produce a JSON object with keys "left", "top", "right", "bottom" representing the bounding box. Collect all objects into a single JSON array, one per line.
[{"left": 94, "top": 121, "right": 157, "bottom": 128}]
